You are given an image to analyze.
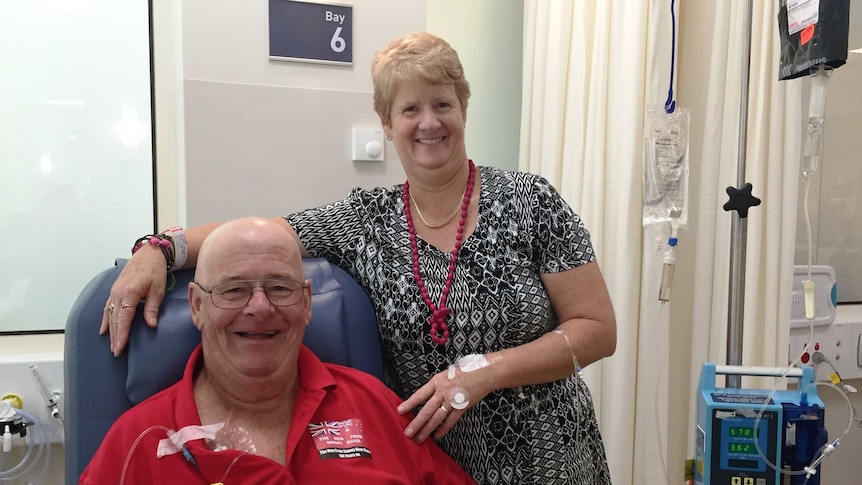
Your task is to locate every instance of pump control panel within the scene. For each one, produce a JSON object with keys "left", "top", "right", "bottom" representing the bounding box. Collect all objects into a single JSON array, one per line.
[{"left": 694, "top": 364, "right": 827, "bottom": 485}]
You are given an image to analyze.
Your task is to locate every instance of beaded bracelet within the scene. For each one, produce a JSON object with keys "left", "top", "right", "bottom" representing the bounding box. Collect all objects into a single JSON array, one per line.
[{"left": 131, "top": 234, "right": 176, "bottom": 271}]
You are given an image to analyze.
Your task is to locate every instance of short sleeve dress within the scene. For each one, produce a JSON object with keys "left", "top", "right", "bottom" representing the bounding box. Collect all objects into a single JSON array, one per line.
[{"left": 286, "top": 165, "right": 611, "bottom": 484}]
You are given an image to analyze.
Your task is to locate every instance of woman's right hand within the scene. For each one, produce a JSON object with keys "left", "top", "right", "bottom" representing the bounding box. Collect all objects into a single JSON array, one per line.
[{"left": 99, "top": 247, "right": 168, "bottom": 356}]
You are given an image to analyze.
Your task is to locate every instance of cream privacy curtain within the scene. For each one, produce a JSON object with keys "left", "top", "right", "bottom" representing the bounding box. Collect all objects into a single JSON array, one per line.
[
  {"left": 521, "top": 1, "right": 664, "bottom": 483},
  {"left": 520, "top": 1, "right": 801, "bottom": 484}
]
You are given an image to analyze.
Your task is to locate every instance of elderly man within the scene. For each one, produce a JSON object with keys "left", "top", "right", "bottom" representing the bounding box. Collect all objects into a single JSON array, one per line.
[{"left": 81, "top": 217, "right": 475, "bottom": 484}]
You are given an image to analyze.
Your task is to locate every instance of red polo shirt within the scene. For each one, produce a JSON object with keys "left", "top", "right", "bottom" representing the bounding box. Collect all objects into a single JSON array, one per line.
[{"left": 81, "top": 345, "right": 475, "bottom": 484}]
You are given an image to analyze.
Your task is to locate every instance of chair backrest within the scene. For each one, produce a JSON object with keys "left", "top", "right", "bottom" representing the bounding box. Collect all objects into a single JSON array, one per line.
[{"left": 63, "top": 257, "right": 382, "bottom": 484}]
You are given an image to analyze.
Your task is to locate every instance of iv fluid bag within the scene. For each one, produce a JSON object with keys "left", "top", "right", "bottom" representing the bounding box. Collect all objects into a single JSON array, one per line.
[
  {"left": 643, "top": 106, "right": 690, "bottom": 227},
  {"left": 777, "top": 0, "right": 849, "bottom": 81}
]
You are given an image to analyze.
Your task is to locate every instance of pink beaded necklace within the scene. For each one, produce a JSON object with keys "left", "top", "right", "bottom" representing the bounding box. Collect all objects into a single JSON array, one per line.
[{"left": 403, "top": 160, "right": 476, "bottom": 345}]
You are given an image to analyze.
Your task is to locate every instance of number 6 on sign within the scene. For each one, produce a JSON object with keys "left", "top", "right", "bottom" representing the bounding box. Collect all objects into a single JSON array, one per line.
[{"left": 331, "top": 27, "right": 345, "bottom": 53}]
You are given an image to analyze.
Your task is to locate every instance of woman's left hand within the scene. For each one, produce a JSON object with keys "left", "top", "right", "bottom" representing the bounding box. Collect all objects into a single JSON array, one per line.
[{"left": 396, "top": 364, "right": 494, "bottom": 443}]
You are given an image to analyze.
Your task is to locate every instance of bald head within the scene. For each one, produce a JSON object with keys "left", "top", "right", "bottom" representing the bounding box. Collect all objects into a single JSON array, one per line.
[
  {"left": 189, "top": 217, "right": 312, "bottom": 388},
  {"left": 196, "top": 217, "right": 303, "bottom": 285}
]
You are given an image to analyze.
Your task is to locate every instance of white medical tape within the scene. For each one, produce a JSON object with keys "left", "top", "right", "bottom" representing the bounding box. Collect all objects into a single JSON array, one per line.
[
  {"left": 455, "top": 354, "right": 489, "bottom": 373},
  {"left": 443, "top": 354, "right": 489, "bottom": 411},
  {"left": 156, "top": 422, "right": 225, "bottom": 458}
]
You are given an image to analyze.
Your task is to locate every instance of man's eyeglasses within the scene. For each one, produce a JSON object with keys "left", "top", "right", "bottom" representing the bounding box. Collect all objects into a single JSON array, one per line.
[{"left": 193, "top": 279, "right": 308, "bottom": 309}]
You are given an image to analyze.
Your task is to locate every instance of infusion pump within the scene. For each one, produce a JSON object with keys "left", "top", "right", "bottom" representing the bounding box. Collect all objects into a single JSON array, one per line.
[{"left": 694, "top": 363, "right": 826, "bottom": 485}]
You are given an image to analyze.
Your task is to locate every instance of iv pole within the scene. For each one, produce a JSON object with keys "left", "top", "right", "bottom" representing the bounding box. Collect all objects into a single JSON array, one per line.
[{"left": 723, "top": 0, "right": 762, "bottom": 389}]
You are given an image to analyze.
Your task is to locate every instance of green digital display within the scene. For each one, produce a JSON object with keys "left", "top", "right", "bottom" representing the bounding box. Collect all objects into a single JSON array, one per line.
[
  {"left": 728, "top": 426, "right": 755, "bottom": 438},
  {"left": 728, "top": 442, "right": 757, "bottom": 455}
]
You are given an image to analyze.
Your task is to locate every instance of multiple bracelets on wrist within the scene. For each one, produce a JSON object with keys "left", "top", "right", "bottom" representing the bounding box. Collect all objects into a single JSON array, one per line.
[
  {"left": 130, "top": 226, "right": 187, "bottom": 272},
  {"left": 131, "top": 234, "right": 174, "bottom": 269}
]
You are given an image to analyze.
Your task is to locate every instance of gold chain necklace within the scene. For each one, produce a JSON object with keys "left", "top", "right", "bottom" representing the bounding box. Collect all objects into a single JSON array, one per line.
[{"left": 409, "top": 182, "right": 469, "bottom": 229}]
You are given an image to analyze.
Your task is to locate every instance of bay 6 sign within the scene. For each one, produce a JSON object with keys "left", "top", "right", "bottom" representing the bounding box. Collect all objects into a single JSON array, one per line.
[{"left": 269, "top": 0, "right": 353, "bottom": 65}]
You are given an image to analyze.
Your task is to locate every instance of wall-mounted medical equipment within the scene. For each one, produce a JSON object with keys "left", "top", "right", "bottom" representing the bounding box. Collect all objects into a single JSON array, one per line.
[
  {"left": 788, "top": 265, "right": 862, "bottom": 382},
  {"left": 694, "top": 364, "right": 826, "bottom": 485},
  {"left": 0, "top": 356, "right": 65, "bottom": 484},
  {"left": 790, "top": 265, "right": 837, "bottom": 330}
]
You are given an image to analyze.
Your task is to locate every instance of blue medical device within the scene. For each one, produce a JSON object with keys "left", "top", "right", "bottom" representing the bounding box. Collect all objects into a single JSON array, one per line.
[{"left": 694, "top": 363, "right": 827, "bottom": 485}]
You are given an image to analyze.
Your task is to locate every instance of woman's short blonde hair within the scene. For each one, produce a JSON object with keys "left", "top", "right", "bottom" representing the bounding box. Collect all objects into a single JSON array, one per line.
[{"left": 371, "top": 32, "right": 471, "bottom": 126}]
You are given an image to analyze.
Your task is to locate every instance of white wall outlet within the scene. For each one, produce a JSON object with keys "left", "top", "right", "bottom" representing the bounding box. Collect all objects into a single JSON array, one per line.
[
  {"left": 352, "top": 128, "right": 384, "bottom": 162},
  {"left": 790, "top": 319, "right": 862, "bottom": 381}
]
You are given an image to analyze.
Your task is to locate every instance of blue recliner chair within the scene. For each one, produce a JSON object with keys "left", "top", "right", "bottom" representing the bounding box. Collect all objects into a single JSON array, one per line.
[{"left": 63, "top": 257, "right": 383, "bottom": 484}]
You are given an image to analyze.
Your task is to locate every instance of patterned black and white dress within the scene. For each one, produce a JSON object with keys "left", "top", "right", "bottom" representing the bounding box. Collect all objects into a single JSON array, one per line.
[{"left": 287, "top": 165, "right": 611, "bottom": 484}]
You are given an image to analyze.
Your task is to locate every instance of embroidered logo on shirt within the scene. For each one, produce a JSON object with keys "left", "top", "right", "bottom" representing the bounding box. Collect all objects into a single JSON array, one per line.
[{"left": 307, "top": 418, "right": 371, "bottom": 460}]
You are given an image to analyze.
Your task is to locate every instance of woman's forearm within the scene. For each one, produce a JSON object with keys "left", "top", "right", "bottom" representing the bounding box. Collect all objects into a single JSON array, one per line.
[{"left": 482, "top": 318, "right": 616, "bottom": 391}]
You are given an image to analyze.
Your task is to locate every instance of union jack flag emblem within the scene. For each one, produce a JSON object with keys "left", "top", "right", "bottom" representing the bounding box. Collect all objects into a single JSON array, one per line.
[{"left": 308, "top": 420, "right": 345, "bottom": 437}]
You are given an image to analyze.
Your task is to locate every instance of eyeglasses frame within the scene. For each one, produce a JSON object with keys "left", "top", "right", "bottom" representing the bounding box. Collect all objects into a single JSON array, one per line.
[{"left": 192, "top": 279, "right": 309, "bottom": 309}]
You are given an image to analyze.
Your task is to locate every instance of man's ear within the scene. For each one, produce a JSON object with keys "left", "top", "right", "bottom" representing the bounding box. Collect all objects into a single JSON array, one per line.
[
  {"left": 188, "top": 283, "right": 205, "bottom": 330},
  {"left": 302, "top": 280, "right": 312, "bottom": 328}
]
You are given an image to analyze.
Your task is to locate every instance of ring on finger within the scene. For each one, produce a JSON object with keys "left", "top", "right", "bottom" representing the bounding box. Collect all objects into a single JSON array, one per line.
[
  {"left": 440, "top": 404, "right": 450, "bottom": 414},
  {"left": 107, "top": 302, "right": 115, "bottom": 314},
  {"left": 121, "top": 302, "right": 134, "bottom": 309}
]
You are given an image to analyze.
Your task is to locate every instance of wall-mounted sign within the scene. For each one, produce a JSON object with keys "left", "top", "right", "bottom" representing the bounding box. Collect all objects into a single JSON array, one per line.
[{"left": 269, "top": 0, "right": 353, "bottom": 66}]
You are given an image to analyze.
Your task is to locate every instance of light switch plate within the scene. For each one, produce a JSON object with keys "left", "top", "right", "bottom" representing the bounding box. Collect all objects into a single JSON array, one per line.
[{"left": 352, "top": 128, "right": 384, "bottom": 162}]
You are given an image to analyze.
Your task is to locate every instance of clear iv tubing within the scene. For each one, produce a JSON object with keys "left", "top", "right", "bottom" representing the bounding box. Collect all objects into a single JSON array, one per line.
[
  {"left": 0, "top": 408, "right": 63, "bottom": 485},
  {"left": 801, "top": 382, "right": 855, "bottom": 481},
  {"left": 802, "top": 65, "right": 831, "bottom": 183},
  {"left": 120, "top": 425, "right": 251, "bottom": 485},
  {"left": 795, "top": 64, "right": 831, "bottom": 378},
  {"left": 658, "top": 223, "right": 680, "bottom": 302},
  {"left": 749, "top": 373, "right": 809, "bottom": 479},
  {"left": 800, "top": 65, "right": 830, "bottom": 283},
  {"left": 653, "top": 302, "right": 671, "bottom": 485},
  {"left": 751, "top": 378, "right": 856, "bottom": 481},
  {"left": 119, "top": 425, "right": 171, "bottom": 485},
  {"left": 796, "top": 63, "right": 830, "bottom": 377},
  {"left": 748, "top": 64, "right": 837, "bottom": 480},
  {"left": 653, "top": 223, "right": 680, "bottom": 483}
]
